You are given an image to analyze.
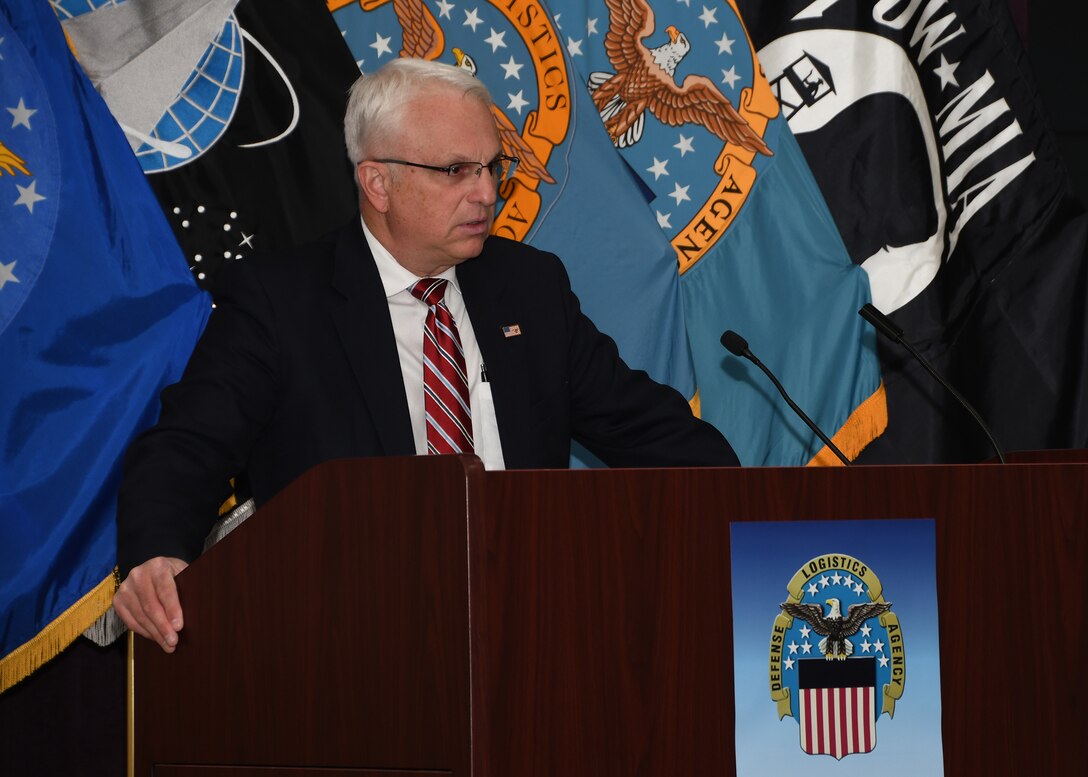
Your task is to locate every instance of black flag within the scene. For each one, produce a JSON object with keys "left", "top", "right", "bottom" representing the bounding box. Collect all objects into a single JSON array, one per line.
[
  {"left": 737, "top": 0, "right": 1088, "bottom": 462},
  {"left": 127, "top": 0, "right": 361, "bottom": 288}
]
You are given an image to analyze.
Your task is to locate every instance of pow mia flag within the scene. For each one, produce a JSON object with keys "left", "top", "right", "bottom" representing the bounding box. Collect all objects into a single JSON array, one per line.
[{"left": 737, "top": 0, "right": 1088, "bottom": 462}]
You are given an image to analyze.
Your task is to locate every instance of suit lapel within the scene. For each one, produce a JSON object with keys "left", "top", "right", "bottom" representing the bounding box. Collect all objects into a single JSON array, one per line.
[
  {"left": 328, "top": 222, "right": 415, "bottom": 456},
  {"left": 458, "top": 245, "right": 535, "bottom": 468}
]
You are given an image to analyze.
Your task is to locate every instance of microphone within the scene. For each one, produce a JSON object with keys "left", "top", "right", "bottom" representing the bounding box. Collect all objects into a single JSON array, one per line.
[
  {"left": 858, "top": 303, "right": 1006, "bottom": 464},
  {"left": 720, "top": 330, "right": 851, "bottom": 465}
]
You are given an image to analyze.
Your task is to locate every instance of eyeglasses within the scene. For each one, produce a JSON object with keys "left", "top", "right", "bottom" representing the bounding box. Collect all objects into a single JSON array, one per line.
[{"left": 373, "top": 155, "right": 519, "bottom": 184}]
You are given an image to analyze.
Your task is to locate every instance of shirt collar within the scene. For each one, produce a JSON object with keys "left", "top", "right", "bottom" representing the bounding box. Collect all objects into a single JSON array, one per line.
[{"left": 361, "top": 216, "right": 459, "bottom": 299}]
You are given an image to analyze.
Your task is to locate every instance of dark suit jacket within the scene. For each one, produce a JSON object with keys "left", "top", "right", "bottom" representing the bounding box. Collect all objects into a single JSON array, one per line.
[{"left": 118, "top": 221, "right": 737, "bottom": 574}]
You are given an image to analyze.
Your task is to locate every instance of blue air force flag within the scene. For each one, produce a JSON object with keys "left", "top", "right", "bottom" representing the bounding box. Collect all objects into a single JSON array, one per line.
[{"left": 0, "top": 1, "right": 209, "bottom": 690}]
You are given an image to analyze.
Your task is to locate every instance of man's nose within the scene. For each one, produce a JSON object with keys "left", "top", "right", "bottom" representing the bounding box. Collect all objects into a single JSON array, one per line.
[{"left": 469, "top": 168, "right": 498, "bottom": 205}]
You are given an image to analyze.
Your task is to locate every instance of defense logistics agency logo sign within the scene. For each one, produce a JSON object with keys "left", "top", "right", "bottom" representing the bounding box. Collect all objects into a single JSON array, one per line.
[
  {"left": 770, "top": 554, "right": 905, "bottom": 760},
  {"left": 331, "top": 0, "right": 572, "bottom": 243}
]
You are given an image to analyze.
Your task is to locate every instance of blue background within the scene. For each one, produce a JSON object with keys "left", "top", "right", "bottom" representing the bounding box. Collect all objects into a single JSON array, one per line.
[{"left": 730, "top": 519, "right": 944, "bottom": 775}]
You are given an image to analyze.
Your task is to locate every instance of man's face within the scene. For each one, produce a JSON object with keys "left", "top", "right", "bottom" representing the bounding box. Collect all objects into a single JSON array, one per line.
[{"left": 372, "top": 89, "right": 502, "bottom": 276}]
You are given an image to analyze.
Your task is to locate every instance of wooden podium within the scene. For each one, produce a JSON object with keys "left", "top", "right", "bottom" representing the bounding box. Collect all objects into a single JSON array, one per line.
[{"left": 131, "top": 455, "right": 1087, "bottom": 776}]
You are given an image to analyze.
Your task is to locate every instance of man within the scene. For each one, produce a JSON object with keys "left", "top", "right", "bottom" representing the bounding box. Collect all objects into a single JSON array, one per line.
[{"left": 114, "top": 58, "right": 738, "bottom": 652}]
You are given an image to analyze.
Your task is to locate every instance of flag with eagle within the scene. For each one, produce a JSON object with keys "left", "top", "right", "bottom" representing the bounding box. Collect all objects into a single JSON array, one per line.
[{"left": 548, "top": 0, "right": 886, "bottom": 465}]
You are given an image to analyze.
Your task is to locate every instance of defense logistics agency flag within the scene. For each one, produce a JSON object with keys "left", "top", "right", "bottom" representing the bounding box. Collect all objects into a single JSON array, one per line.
[
  {"left": 0, "top": 2, "right": 209, "bottom": 691},
  {"left": 330, "top": 0, "right": 699, "bottom": 404},
  {"left": 739, "top": 0, "right": 1088, "bottom": 462},
  {"left": 548, "top": 0, "right": 885, "bottom": 465}
]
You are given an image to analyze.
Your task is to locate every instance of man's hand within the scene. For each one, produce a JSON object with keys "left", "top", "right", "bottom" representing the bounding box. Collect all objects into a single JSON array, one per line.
[{"left": 113, "top": 556, "right": 189, "bottom": 653}]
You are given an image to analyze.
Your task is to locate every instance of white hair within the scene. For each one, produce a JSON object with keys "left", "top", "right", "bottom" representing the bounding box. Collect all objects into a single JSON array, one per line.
[{"left": 343, "top": 58, "right": 493, "bottom": 165}]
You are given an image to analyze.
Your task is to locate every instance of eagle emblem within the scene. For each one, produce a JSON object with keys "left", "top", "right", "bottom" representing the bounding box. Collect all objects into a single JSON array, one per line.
[
  {"left": 588, "top": 0, "right": 771, "bottom": 154},
  {"left": 780, "top": 597, "right": 893, "bottom": 660},
  {"left": 767, "top": 552, "right": 908, "bottom": 760},
  {"left": 1, "top": 140, "right": 30, "bottom": 178}
]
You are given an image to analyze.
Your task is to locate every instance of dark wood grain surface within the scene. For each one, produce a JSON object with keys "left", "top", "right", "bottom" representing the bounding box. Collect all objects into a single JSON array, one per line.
[
  {"left": 134, "top": 455, "right": 480, "bottom": 774},
  {"left": 134, "top": 457, "right": 1087, "bottom": 776},
  {"left": 472, "top": 463, "right": 1086, "bottom": 776}
]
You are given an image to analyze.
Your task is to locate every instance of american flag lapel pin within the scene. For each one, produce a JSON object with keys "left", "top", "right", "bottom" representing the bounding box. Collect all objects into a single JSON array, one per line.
[{"left": 502, "top": 324, "right": 522, "bottom": 338}]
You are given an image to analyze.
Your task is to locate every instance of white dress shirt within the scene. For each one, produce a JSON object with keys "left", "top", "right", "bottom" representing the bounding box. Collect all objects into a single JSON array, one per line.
[{"left": 361, "top": 219, "right": 506, "bottom": 470}]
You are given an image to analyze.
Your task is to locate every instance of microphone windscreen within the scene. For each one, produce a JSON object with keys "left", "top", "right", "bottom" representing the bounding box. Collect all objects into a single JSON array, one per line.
[{"left": 720, "top": 330, "right": 749, "bottom": 356}]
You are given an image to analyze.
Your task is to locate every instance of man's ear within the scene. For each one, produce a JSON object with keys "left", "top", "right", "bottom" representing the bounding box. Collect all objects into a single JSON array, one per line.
[{"left": 357, "top": 162, "right": 391, "bottom": 213}]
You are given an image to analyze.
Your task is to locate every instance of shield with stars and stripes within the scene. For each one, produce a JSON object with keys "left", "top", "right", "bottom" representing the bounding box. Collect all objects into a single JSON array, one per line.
[{"left": 797, "top": 657, "right": 877, "bottom": 759}]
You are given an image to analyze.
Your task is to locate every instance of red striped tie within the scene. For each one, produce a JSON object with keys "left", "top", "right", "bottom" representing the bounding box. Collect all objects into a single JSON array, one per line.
[{"left": 410, "top": 278, "right": 474, "bottom": 454}]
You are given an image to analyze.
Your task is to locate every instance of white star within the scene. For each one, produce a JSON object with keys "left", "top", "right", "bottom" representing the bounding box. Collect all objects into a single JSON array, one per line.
[
  {"left": 818, "top": 574, "right": 830, "bottom": 588},
  {"left": 238, "top": 232, "right": 255, "bottom": 249},
  {"left": 715, "top": 32, "right": 735, "bottom": 55},
  {"left": 500, "top": 56, "right": 523, "bottom": 80},
  {"left": 0, "top": 260, "right": 19, "bottom": 290},
  {"left": 655, "top": 210, "right": 672, "bottom": 229},
  {"left": 554, "top": 13, "right": 562, "bottom": 29},
  {"left": 435, "top": 0, "right": 455, "bottom": 19},
  {"left": 485, "top": 28, "right": 508, "bottom": 53},
  {"left": 860, "top": 639, "right": 872, "bottom": 653},
  {"left": 674, "top": 133, "right": 695, "bottom": 156},
  {"left": 14, "top": 180, "right": 45, "bottom": 213},
  {"left": 566, "top": 37, "right": 584, "bottom": 57},
  {"left": 788, "top": 640, "right": 799, "bottom": 655},
  {"left": 860, "top": 624, "right": 872, "bottom": 637},
  {"left": 842, "top": 575, "right": 854, "bottom": 588},
  {"left": 699, "top": 6, "right": 719, "bottom": 27},
  {"left": 854, "top": 582, "right": 865, "bottom": 595},
  {"left": 873, "top": 639, "right": 885, "bottom": 652},
  {"left": 799, "top": 624, "right": 811, "bottom": 638},
  {"left": 934, "top": 54, "right": 960, "bottom": 90},
  {"left": 355, "top": 59, "right": 365, "bottom": 71},
  {"left": 587, "top": 18, "right": 599, "bottom": 36},
  {"left": 830, "top": 572, "right": 843, "bottom": 585},
  {"left": 646, "top": 157, "right": 669, "bottom": 180},
  {"left": 668, "top": 182, "right": 691, "bottom": 205},
  {"left": 878, "top": 654, "right": 890, "bottom": 668},
  {"left": 7, "top": 98, "right": 37, "bottom": 130},
  {"left": 801, "top": 641, "right": 813, "bottom": 654},
  {"left": 463, "top": 8, "right": 483, "bottom": 33},
  {"left": 506, "top": 90, "right": 529, "bottom": 115},
  {"left": 369, "top": 33, "right": 392, "bottom": 58},
  {"left": 784, "top": 657, "right": 795, "bottom": 670},
  {"left": 806, "top": 582, "right": 818, "bottom": 596},
  {"left": 676, "top": 0, "right": 691, "bottom": 7},
  {"left": 721, "top": 66, "right": 740, "bottom": 89}
]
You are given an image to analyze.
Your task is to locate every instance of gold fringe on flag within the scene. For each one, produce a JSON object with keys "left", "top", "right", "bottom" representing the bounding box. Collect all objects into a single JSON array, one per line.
[
  {"left": 808, "top": 382, "right": 889, "bottom": 467},
  {"left": 0, "top": 572, "right": 117, "bottom": 694},
  {"left": 688, "top": 389, "right": 702, "bottom": 418}
]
